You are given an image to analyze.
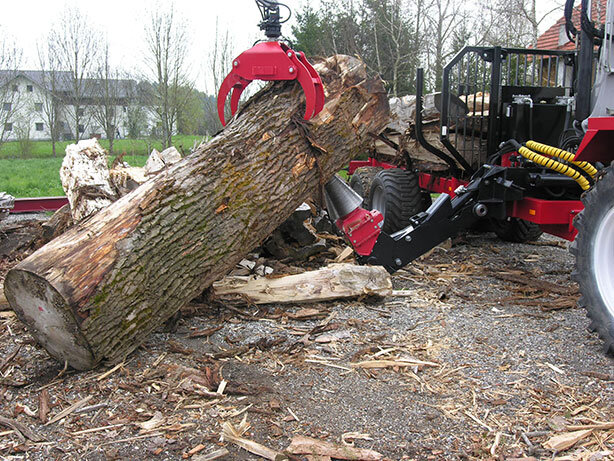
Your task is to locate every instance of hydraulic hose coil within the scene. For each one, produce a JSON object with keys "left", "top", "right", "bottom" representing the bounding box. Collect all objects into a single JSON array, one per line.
[
  {"left": 526, "top": 140, "right": 598, "bottom": 179},
  {"left": 518, "top": 146, "right": 591, "bottom": 191}
]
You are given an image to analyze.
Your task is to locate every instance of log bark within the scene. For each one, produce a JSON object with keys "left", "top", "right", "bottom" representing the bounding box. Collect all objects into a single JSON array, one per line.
[
  {"left": 212, "top": 264, "right": 392, "bottom": 304},
  {"left": 3, "top": 55, "right": 389, "bottom": 370}
]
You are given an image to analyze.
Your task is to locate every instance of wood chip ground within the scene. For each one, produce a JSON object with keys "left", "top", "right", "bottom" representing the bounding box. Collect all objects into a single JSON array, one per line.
[{"left": 1, "top": 224, "right": 613, "bottom": 460}]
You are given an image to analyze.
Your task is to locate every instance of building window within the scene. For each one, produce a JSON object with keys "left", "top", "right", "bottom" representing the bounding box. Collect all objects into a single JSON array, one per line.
[
  {"left": 3, "top": 103, "right": 11, "bottom": 111},
  {"left": 77, "top": 108, "right": 84, "bottom": 117},
  {"left": 59, "top": 121, "right": 65, "bottom": 129},
  {"left": 11, "top": 85, "right": 17, "bottom": 92},
  {"left": 4, "top": 122, "right": 12, "bottom": 132},
  {"left": 34, "top": 103, "right": 43, "bottom": 112},
  {"left": 35, "top": 123, "right": 44, "bottom": 131},
  {"left": 78, "top": 124, "right": 84, "bottom": 133},
  {"left": 27, "top": 85, "right": 33, "bottom": 92}
]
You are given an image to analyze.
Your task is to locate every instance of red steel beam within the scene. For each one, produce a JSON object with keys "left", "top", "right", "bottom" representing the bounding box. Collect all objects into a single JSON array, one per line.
[{"left": 12, "top": 197, "right": 68, "bottom": 213}]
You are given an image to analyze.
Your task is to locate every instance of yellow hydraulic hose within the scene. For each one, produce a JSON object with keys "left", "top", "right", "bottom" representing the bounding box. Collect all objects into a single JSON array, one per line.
[
  {"left": 526, "top": 140, "right": 598, "bottom": 179},
  {"left": 518, "top": 146, "right": 591, "bottom": 191}
]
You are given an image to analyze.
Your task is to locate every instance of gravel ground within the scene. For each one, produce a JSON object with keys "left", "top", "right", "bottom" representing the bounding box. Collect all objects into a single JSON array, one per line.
[{"left": 1, "top": 226, "right": 613, "bottom": 460}]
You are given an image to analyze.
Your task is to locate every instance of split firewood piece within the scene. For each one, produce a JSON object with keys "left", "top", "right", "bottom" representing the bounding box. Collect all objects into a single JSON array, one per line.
[
  {"left": 41, "top": 204, "right": 73, "bottom": 241},
  {"left": 213, "top": 263, "right": 392, "bottom": 305},
  {"left": 221, "top": 417, "right": 288, "bottom": 460},
  {"left": 110, "top": 146, "right": 183, "bottom": 196},
  {"left": 4, "top": 54, "right": 389, "bottom": 370},
  {"left": 287, "top": 435, "right": 383, "bottom": 460},
  {"left": 334, "top": 246, "right": 355, "bottom": 263},
  {"left": 60, "top": 139, "right": 118, "bottom": 221},
  {"left": 0, "top": 192, "right": 15, "bottom": 220},
  {"left": 543, "top": 429, "right": 593, "bottom": 452}
]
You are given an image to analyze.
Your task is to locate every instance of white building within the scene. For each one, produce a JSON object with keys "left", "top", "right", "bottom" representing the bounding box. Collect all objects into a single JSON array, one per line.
[{"left": 0, "top": 70, "right": 155, "bottom": 142}]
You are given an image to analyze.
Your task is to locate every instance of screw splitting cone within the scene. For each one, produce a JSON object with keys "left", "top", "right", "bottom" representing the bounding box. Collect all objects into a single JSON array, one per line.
[{"left": 217, "top": 41, "right": 325, "bottom": 126}]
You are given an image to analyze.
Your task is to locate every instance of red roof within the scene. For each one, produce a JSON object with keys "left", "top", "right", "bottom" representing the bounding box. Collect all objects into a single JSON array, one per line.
[{"left": 536, "top": 0, "right": 607, "bottom": 50}]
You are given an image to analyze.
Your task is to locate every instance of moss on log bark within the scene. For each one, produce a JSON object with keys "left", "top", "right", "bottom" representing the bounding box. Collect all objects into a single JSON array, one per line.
[{"left": 3, "top": 55, "right": 389, "bottom": 370}]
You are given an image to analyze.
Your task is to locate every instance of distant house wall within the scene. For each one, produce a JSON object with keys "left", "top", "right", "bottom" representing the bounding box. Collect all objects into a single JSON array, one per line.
[
  {"left": 1, "top": 73, "right": 174, "bottom": 142},
  {"left": 2, "top": 76, "right": 52, "bottom": 141}
]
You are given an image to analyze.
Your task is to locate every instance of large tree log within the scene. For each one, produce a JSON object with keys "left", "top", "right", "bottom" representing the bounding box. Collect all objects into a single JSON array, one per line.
[{"left": 3, "top": 55, "right": 389, "bottom": 370}]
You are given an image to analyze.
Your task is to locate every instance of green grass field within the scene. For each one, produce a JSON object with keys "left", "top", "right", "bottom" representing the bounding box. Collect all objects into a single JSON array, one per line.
[
  {"left": 0, "top": 135, "right": 207, "bottom": 198},
  {"left": 0, "top": 155, "right": 150, "bottom": 198},
  {"left": 0, "top": 135, "right": 206, "bottom": 160}
]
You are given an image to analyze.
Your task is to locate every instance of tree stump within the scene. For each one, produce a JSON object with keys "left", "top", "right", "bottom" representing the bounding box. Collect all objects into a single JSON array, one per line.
[{"left": 3, "top": 55, "right": 389, "bottom": 370}]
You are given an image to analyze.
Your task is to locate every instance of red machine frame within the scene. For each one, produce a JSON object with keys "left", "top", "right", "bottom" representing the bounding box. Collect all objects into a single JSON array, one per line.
[{"left": 348, "top": 158, "right": 583, "bottom": 241}]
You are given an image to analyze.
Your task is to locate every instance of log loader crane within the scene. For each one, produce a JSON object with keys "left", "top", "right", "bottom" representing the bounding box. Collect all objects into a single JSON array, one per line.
[
  {"left": 218, "top": 0, "right": 614, "bottom": 354},
  {"left": 325, "top": 0, "right": 614, "bottom": 354}
]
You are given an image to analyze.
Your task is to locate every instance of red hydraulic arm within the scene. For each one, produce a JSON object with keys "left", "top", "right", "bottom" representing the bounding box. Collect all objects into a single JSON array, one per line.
[{"left": 216, "top": 1, "right": 324, "bottom": 126}]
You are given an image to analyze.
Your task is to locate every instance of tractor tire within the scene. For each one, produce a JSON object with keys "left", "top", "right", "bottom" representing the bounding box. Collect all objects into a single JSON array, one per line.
[
  {"left": 369, "top": 168, "right": 423, "bottom": 234},
  {"left": 349, "top": 167, "right": 382, "bottom": 209},
  {"left": 571, "top": 166, "right": 614, "bottom": 354},
  {"left": 491, "top": 217, "right": 543, "bottom": 243}
]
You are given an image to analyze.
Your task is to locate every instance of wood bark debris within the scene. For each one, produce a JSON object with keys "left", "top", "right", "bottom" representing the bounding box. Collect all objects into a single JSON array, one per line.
[
  {"left": 3, "top": 54, "right": 389, "bottom": 370},
  {"left": 0, "top": 415, "right": 44, "bottom": 442},
  {"left": 45, "top": 395, "right": 93, "bottom": 426},
  {"left": 0, "top": 292, "right": 9, "bottom": 311},
  {"left": 38, "top": 389, "right": 49, "bottom": 424},
  {"left": 192, "top": 448, "right": 230, "bottom": 461},
  {"left": 351, "top": 358, "right": 439, "bottom": 369},
  {"left": 212, "top": 263, "right": 392, "bottom": 305},
  {"left": 490, "top": 270, "right": 577, "bottom": 296}
]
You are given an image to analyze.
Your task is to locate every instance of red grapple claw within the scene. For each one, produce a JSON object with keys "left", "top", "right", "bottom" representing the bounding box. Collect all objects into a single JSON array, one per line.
[{"left": 217, "top": 41, "right": 325, "bottom": 126}]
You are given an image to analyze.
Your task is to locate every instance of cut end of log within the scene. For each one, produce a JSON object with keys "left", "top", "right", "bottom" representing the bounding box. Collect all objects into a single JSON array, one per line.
[{"left": 4, "top": 269, "right": 95, "bottom": 370}]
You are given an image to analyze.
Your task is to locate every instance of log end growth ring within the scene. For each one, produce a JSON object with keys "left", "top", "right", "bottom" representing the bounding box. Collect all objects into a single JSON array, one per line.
[{"left": 4, "top": 270, "right": 95, "bottom": 370}]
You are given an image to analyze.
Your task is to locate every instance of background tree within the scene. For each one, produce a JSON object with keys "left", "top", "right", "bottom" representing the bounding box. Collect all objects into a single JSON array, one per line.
[
  {"left": 363, "top": 0, "right": 416, "bottom": 96},
  {"left": 478, "top": 0, "right": 564, "bottom": 47},
  {"left": 91, "top": 43, "right": 125, "bottom": 153},
  {"left": 37, "top": 41, "right": 65, "bottom": 158},
  {"left": 423, "top": 0, "right": 465, "bottom": 90},
  {"left": 143, "top": 3, "right": 194, "bottom": 149},
  {"left": 291, "top": 4, "right": 326, "bottom": 56},
  {"left": 48, "top": 6, "right": 100, "bottom": 142},
  {"left": 202, "top": 18, "right": 236, "bottom": 134},
  {"left": 177, "top": 87, "right": 205, "bottom": 135},
  {"left": 292, "top": 0, "right": 420, "bottom": 96},
  {"left": 13, "top": 111, "right": 33, "bottom": 158},
  {"left": 0, "top": 31, "right": 23, "bottom": 147}
]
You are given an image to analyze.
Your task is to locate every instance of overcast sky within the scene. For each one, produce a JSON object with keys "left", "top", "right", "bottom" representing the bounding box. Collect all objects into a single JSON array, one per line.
[{"left": 1, "top": 0, "right": 566, "bottom": 93}]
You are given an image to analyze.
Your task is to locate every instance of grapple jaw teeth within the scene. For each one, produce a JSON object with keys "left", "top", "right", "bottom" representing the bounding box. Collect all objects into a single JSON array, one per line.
[
  {"left": 217, "top": 73, "right": 251, "bottom": 127},
  {"left": 216, "top": 41, "right": 325, "bottom": 127}
]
